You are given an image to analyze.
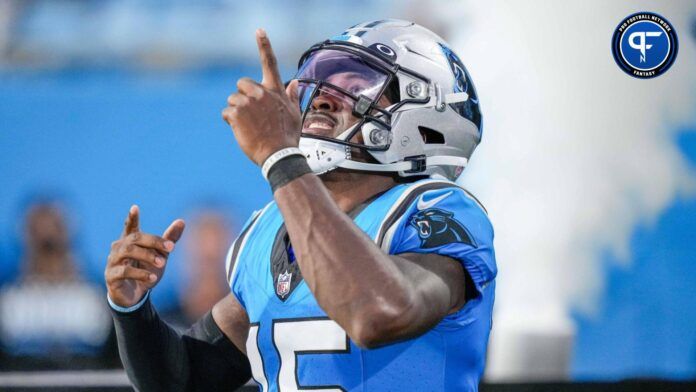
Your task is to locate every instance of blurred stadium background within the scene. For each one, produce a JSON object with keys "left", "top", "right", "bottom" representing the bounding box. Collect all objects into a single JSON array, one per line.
[{"left": 0, "top": 0, "right": 694, "bottom": 390}]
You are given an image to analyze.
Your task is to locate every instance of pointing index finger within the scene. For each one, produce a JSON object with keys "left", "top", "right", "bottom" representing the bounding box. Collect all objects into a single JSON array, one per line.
[
  {"left": 122, "top": 204, "right": 140, "bottom": 237},
  {"left": 256, "top": 29, "right": 284, "bottom": 92}
]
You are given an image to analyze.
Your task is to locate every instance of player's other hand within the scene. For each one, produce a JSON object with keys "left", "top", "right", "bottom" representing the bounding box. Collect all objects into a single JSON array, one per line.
[
  {"left": 105, "top": 205, "right": 185, "bottom": 308},
  {"left": 222, "top": 29, "right": 302, "bottom": 166}
]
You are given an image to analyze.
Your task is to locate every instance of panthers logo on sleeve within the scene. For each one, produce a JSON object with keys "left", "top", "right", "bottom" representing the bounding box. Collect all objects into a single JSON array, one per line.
[{"left": 409, "top": 208, "right": 476, "bottom": 249}]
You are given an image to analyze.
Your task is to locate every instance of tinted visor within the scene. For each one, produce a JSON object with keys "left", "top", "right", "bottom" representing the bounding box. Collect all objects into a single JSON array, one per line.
[
  {"left": 297, "top": 81, "right": 357, "bottom": 114},
  {"left": 295, "top": 49, "right": 390, "bottom": 101}
]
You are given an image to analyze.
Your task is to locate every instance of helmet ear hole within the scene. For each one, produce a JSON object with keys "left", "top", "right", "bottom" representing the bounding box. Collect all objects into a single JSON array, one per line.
[{"left": 418, "top": 126, "right": 445, "bottom": 144}]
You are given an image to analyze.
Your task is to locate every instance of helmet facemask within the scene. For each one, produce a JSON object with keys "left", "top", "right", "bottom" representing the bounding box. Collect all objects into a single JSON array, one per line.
[{"left": 295, "top": 47, "right": 398, "bottom": 159}]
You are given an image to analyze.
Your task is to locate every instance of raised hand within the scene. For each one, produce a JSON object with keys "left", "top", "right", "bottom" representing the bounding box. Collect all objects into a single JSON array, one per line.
[
  {"left": 105, "top": 205, "right": 185, "bottom": 308},
  {"left": 222, "top": 29, "right": 301, "bottom": 166}
]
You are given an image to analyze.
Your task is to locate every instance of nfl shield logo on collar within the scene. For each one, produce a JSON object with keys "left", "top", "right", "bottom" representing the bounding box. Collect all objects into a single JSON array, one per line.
[{"left": 277, "top": 271, "right": 292, "bottom": 298}]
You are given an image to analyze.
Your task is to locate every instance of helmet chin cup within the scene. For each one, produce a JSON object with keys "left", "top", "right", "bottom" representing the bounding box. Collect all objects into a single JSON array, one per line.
[
  {"left": 299, "top": 137, "right": 351, "bottom": 175},
  {"left": 299, "top": 117, "right": 392, "bottom": 176}
]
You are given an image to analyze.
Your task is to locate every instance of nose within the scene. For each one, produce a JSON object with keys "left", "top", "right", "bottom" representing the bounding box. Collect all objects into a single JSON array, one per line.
[{"left": 311, "top": 90, "right": 342, "bottom": 112}]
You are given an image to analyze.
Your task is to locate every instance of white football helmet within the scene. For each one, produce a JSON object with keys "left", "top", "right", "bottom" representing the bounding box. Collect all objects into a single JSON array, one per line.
[{"left": 295, "top": 19, "right": 482, "bottom": 181}]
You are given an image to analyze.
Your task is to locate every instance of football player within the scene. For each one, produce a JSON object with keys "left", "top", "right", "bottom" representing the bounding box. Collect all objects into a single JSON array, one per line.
[{"left": 105, "top": 20, "right": 496, "bottom": 391}]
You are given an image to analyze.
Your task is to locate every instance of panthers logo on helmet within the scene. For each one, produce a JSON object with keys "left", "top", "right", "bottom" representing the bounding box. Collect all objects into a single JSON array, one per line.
[
  {"left": 409, "top": 208, "right": 476, "bottom": 249},
  {"left": 438, "top": 43, "right": 482, "bottom": 130}
]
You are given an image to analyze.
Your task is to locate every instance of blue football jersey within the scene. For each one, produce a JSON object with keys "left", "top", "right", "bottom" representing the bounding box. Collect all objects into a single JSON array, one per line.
[{"left": 226, "top": 178, "right": 497, "bottom": 391}]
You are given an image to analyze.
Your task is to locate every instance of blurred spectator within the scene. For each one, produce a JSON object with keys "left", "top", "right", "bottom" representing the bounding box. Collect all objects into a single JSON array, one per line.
[
  {"left": 0, "top": 198, "right": 116, "bottom": 369},
  {"left": 19, "top": 201, "right": 78, "bottom": 283},
  {"left": 177, "top": 207, "right": 235, "bottom": 324}
]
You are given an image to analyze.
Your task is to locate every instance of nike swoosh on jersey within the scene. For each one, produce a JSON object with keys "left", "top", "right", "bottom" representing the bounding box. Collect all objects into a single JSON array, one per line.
[{"left": 417, "top": 190, "right": 453, "bottom": 210}]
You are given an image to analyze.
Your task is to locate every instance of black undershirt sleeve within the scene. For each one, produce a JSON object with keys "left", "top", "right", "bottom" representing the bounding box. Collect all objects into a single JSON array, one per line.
[{"left": 111, "top": 297, "right": 251, "bottom": 392}]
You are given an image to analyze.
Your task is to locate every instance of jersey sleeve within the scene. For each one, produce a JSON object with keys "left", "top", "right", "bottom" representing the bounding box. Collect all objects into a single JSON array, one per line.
[{"left": 384, "top": 187, "right": 497, "bottom": 295}]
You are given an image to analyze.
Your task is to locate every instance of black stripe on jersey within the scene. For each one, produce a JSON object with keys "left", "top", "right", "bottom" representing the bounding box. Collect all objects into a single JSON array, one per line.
[
  {"left": 227, "top": 212, "right": 262, "bottom": 284},
  {"left": 375, "top": 182, "right": 459, "bottom": 248},
  {"left": 461, "top": 188, "right": 487, "bottom": 215},
  {"left": 270, "top": 225, "right": 301, "bottom": 301}
]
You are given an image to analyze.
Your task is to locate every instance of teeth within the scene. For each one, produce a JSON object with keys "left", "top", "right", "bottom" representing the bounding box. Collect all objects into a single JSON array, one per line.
[{"left": 308, "top": 121, "right": 332, "bottom": 130}]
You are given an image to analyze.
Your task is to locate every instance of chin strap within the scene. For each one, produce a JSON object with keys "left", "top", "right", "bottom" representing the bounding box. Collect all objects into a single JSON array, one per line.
[
  {"left": 299, "top": 137, "right": 468, "bottom": 175},
  {"left": 337, "top": 155, "right": 467, "bottom": 173}
]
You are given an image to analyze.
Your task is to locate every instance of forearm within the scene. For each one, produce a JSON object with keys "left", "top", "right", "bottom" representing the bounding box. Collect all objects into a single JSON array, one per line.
[
  {"left": 112, "top": 297, "right": 191, "bottom": 391},
  {"left": 111, "top": 297, "right": 251, "bottom": 391},
  {"left": 274, "top": 174, "right": 421, "bottom": 343}
]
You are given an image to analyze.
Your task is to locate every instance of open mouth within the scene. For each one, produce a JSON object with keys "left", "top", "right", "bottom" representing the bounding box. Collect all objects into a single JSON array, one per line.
[{"left": 303, "top": 112, "right": 337, "bottom": 135}]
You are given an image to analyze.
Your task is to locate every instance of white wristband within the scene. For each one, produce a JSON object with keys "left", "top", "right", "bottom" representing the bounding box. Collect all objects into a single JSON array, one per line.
[
  {"left": 108, "top": 290, "right": 151, "bottom": 313},
  {"left": 261, "top": 147, "right": 305, "bottom": 180}
]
